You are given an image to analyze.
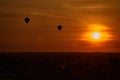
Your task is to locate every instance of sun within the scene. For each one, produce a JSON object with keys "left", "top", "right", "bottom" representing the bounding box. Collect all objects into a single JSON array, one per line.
[
  {"left": 92, "top": 32, "right": 101, "bottom": 40},
  {"left": 82, "top": 31, "right": 109, "bottom": 43},
  {"left": 81, "top": 24, "right": 111, "bottom": 43}
]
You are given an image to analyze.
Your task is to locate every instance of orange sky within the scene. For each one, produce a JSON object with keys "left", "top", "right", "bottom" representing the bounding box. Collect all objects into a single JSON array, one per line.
[{"left": 0, "top": 0, "right": 120, "bottom": 52}]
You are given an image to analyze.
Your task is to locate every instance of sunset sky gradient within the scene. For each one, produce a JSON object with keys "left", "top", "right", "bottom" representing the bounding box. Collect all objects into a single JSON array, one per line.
[{"left": 0, "top": 0, "right": 120, "bottom": 52}]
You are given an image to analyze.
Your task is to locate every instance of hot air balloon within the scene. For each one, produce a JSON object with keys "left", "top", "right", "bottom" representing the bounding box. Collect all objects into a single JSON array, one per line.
[
  {"left": 57, "top": 25, "right": 62, "bottom": 31},
  {"left": 25, "top": 17, "right": 30, "bottom": 23}
]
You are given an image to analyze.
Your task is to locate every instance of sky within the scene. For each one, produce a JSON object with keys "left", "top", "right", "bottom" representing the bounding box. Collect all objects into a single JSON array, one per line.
[{"left": 0, "top": 0, "right": 120, "bottom": 52}]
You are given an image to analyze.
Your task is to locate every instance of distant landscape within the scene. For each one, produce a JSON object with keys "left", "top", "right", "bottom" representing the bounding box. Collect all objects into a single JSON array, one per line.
[{"left": 0, "top": 52, "right": 120, "bottom": 80}]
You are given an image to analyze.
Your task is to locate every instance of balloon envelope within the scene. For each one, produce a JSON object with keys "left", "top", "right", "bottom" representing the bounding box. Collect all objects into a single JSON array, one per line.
[
  {"left": 57, "top": 25, "right": 62, "bottom": 31},
  {"left": 25, "top": 17, "right": 30, "bottom": 23}
]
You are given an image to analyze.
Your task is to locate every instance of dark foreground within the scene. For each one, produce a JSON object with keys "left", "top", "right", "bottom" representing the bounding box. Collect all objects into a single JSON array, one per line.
[{"left": 0, "top": 52, "right": 120, "bottom": 80}]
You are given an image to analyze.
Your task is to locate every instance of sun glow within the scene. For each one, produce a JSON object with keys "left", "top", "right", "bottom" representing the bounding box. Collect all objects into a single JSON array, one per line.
[
  {"left": 82, "top": 24, "right": 111, "bottom": 43},
  {"left": 88, "top": 24, "right": 108, "bottom": 31}
]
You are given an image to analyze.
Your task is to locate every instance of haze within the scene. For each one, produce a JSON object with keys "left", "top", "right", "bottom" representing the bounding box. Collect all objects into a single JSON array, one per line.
[{"left": 0, "top": 0, "right": 120, "bottom": 52}]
